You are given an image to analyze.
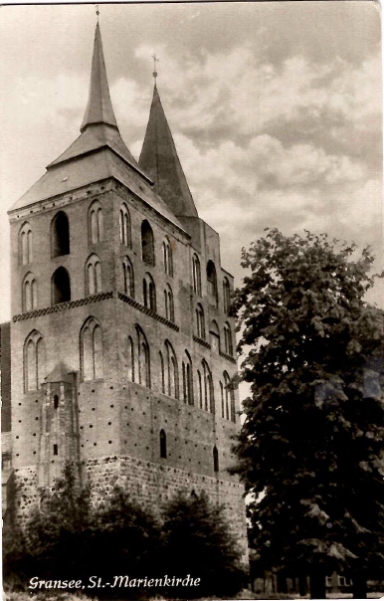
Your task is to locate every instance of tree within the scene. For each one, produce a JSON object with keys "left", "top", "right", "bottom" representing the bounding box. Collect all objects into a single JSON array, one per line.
[
  {"left": 24, "top": 463, "right": 94, "bottom": 582},
  {"left": 4, "top": 466, "right": 247, "bottom": 599},
  {"left": 160, "top": 491, "right": 247, "bottom": 598},
  {"left": 91, "top": 486, "right": 163, "bottom": 598},
  {"left": 231, "top": 228, "right": 384, "bottom": 598}
]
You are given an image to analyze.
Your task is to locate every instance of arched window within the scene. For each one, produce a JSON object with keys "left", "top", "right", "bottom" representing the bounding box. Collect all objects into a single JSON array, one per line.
[
  {"left": 163, "top": 237, "right": 173, "bottom": 276},
  {"left": 24, "top": 330, "right": 45, "bottom": 392},
  {"left": 197, "top": 370, "right": 203, "bottom": 409},
  {"left": 192, "top": 254, "right": 201, "bottom": 296},
  {"left": 52, "top": 267, "right": 71, "bottom": 305},
  {"left": 51, "top": 211, "right": 70, "bottom": 257},
  {"left": 22, "top": 272, "right": 37, "bottom": 312},
  {"left": 165, "top": 341, "right": 179, "bottom": 399},
  {"left": 89, "top": 200, "right": 104, "bottom": 244},
  {"left": 196, "top": 304, "right": 205, "bottom": 340},
  {"left": 19, "top": 223, "right": 33, "bottom": 265},
  {"left": 224, "top": 322, "right": 233, "bottom": 356},
  {"left": 141, "top": 220, "right": 155, "bottom": 266},
  {"left": 123, "top": 257, "right": 134, "bottom": 298},
  {"left": 207, "top": 260, "right": 218, "bottom": 306},
  {"left": 220, "top": 382, "right": 225, "bottom": 418},
  {"left": 136, "top": 326, "right": 150, "bottom": 388},
  {"left": 119, "top": 203, "right": 131, "bottom": 247},
  {"left": 86, "top": 254, "right": 102, "bottom": 295},
  {"left": 224, "top": 371, "right": 236, "bottom": 423},
  {"left": 143, "top": 273, "right": 156, "bottom": 311},
  {"left": 202, "top": 360, "right": 214, "bottom": 414},
  {"left": 182, "top": 351, "right": 193, "bottom": 406},
  {"left": 213, "top": 446, "right": 219, "bottom": 473},
  {"left": 53, "top": 395, "right": 59, "bottom": 410},
  {"left": 159, "top": 351, "right": 165, "bottom": 393},
  {"left": 223, "top": 277, "right": 231, "bottom": 314},
  {"left": 160, "top": 429, "right": 167, "bottom": 458},
  {"left": 209, "top": 320, "right": 220, "bottom": 351},
  {"left": 164, "top": 284, "right": 174, "bottom": 322},
  {"left": 80, "top": 317, "right": 103, "bottom": 380},
  {"left": 127, "top": 336, "right": 135, "bottom": 382}
]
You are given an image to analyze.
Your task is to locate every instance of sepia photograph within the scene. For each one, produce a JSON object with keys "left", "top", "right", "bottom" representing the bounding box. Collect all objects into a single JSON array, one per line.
[{"left": 0, "top": 2, "right": 382, "bottom": 600}]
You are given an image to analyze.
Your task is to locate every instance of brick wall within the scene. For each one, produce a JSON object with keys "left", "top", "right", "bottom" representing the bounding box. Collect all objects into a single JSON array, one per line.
[
  {"left": 1, "top": 322, "right": 11, "bottom": 433},
  {"left": 9, "top": 176, "right": 248, "bottom": 560}
]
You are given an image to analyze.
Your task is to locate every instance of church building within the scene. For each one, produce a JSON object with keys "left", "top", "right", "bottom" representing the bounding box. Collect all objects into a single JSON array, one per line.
[{"left": 2, "top": 23, "right": 248, "bottom": 555}]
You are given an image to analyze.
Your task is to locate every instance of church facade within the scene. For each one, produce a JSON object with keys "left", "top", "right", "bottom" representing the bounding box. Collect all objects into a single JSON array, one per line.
[{"left": 3, "top": 23, "right": 248, "bottom": 555}]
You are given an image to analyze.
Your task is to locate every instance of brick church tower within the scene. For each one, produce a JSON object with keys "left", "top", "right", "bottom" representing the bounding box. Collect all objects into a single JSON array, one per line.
[{"left": 7, "top": 24, "right": 248, "bottom": 554}]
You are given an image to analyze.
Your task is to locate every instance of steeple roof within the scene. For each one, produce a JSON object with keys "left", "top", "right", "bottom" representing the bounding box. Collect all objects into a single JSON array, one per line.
[
  {"left": 80, "top": 22, "right": 118, "bottom": 133},
  {"left": 139, "top": 85, "right": 198, "bottom": 218},
  {"left": 9, "top": 25, "right": 185, "bottom": 231},
  {"left": 49, "top": 21, "right": 140, "bottom": 173}
]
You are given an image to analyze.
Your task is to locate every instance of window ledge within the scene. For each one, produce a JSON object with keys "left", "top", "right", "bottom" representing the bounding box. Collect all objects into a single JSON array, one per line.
[
  {"left": 193, "top": 335, "right": 211, "bottom": 349},
  {"left": 219, "top": 350, "right": 236, "bottom": 364}
]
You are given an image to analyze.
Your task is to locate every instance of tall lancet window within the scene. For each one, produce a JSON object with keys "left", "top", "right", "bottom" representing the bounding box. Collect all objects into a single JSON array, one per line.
[
  {"left": 89, "top": 200, "right": 104, "bottom": 244},
  {"left": 81, "top": 317, "right": 103, "bottom": 381},
  {"left": 224, "top": 322, "right": 233, "bottom": 356},
  {"left": 24, "top": 330, "right": 45, "bottom": 392},
  {"left": 141, "top": 220, "right": 155, "bottom": 266},
  {"left": 196, "top": 304, "right": 205, "bottom": 340},
  {"left": 127, "top": 336, "right": 135, "bottom": 382},
  {"left": 165, "top": 341, "right": 179, "bottom": 400},
  {"left": 119, "top": 203, "right": 131, "bottom": 248},
  {"left": 192, "top": 254, "right": 201, "bottom": 296},
  {"left": 182, "top": 351, "right": 193, "bottom": 406},
  {"left": 19, "top": 223, "right": 33, "bottom": 265},
  {"left": 86, "top": 254, "right": 102, "bottom": 295},
  {"left": 164, "top": 285, "right": 174, "bottom": 322},
  {"left": 224, "top": 371, "right": 236, "bottom": 423},
  {"left": 209, "top": 320, "right": 220, "bottom": 352},
  {"left": 202, "top": 360, "right": 214, "bottom": 414},
  {"left": 159, "top": 351, "right": 165, "bottom": 393},
  {"left": 223, "top": 277, "right": 231, "bottom": 314},
  {"left": 163, "top": 237, "right": 173, "bottom": 276},
  {"left": 51, "top": 211, "right": 70, "bottom": 257},
  {"left": 136, "top": 325, "right": 150, "bottom": 388},
  {"left": 22, "top": 273, "right": 38, "bottom": 312},
  {"left": 207, "top": 261, "right": 218, "bottom": 306},
  {"left": 143, "top": 273, "right": 156, "bottom": 312},
  {"left": 123, "top": 257, "right": 134, "bottom": 298},
  {"left": 197, "top": 370, "right": 203, "bottom": 409}
]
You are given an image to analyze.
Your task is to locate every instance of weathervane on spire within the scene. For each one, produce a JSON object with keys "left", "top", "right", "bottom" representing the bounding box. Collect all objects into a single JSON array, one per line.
[
  {"left": 152, "top": 53, "right": 159, "bottom": 82},
  {"left": 95, "top": 5, "right": 100, "bottom": 21}
]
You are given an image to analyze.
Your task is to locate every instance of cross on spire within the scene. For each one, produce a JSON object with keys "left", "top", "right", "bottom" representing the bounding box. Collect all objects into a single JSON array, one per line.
[
  {"left": 152, "top": 53, "right": 159, "bottom": 82},
  {"left": 95, "top": 4, "right": 99, "bottom": 20}
]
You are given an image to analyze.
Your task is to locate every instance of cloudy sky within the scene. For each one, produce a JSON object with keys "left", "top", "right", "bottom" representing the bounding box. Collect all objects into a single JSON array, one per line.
[{"left": 0, "top": 1, "right": 382, "bottom": 323}]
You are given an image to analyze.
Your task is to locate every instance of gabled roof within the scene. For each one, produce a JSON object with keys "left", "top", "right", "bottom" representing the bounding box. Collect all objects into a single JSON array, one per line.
[
  {"left": 47, "top": 122, "right": 141, "bottom": 174},
  {"left": 139, "top": 85, "right": 198, "bottom": 218},
  {"left": 45, "top": 361, "right": 73, "bottom": 383},
  {"left": 10, "top": 148, "right": 184, "bottom": 230},
  {"left": 9, "top": 24, "right": 185, "bottom": 233}
]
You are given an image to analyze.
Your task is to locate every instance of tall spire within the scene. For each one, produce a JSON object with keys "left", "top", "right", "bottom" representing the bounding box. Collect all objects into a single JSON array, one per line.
[
  {"left": 139, "top": 85, "right": 198, "bottom": 218},
  {"left": 80, "top": 23, "right": 118, "bottom": 133}
]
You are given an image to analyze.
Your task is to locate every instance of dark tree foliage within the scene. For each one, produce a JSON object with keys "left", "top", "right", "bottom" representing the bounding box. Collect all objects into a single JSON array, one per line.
[
  {"left": 90, "top": 487, "right": 164, "bottom": 599},
  {"left": 232, "top": 229, "right": 384, "bottom": 597},
  {"left": 3, "top": 465, "right": 245, "bottom": 599},
  {"left": 160, "top": 491, "right": 246, "bottom": 598}
]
